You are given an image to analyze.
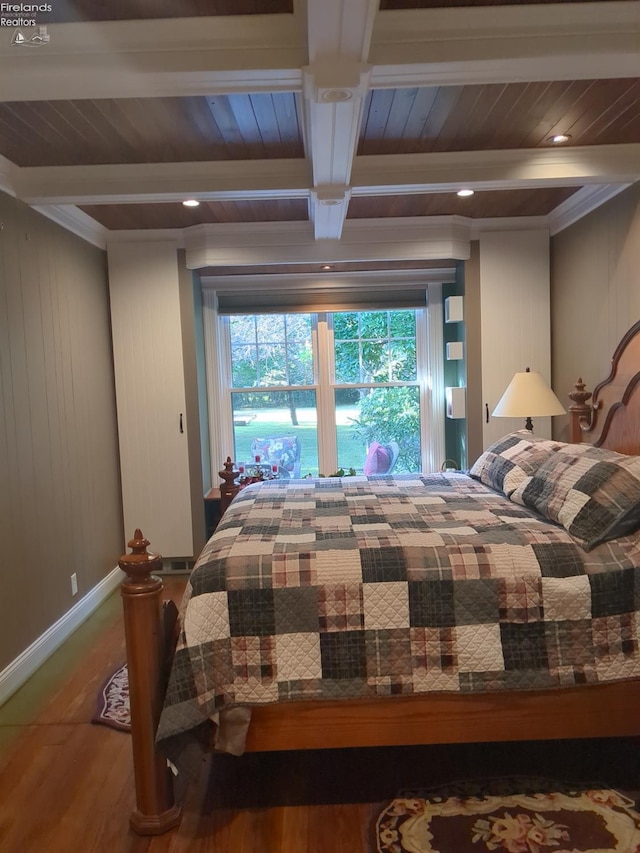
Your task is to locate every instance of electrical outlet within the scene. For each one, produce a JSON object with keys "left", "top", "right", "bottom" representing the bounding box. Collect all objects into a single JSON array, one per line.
[{"left": 70, "top": 573, "right": 78, "bottom": 596}]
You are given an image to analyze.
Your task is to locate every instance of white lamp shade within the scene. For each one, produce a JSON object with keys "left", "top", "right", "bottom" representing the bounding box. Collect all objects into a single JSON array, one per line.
[{"left": 492, "top": 369, "right": 566, "bottom": 418}]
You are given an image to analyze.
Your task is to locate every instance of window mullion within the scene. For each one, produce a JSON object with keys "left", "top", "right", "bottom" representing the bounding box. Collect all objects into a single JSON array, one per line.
[{"left": 315, "top": 314, "right": 337, "bottom": 475}]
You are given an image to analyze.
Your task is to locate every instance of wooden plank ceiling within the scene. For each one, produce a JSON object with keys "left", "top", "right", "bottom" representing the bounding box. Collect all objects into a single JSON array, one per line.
[
  {"left": 80, "top": 187, "right": 580, "bottom": 230},
  {"left": 2, "top": 78, "right": 637, "bottom": 227},
  {"left": 359, "top": 80, "right": 640, "bottom": 155},
  {"left": 0, "top": 0, "right": 637, "bottom": 248},
  {"left": 0, "top": 95, "right": 304, "bottom": 167},
  {"left": 2, "top": 79, "right": 637, "bottom": 169}
]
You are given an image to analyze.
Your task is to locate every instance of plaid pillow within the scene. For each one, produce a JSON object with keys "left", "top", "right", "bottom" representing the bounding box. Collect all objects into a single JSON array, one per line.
[
  {"left": 511, "top": 444, "right": 640, "bottom": 551},
  {"left": 469, "top": 431, "right": 564, "bottom": 498}
]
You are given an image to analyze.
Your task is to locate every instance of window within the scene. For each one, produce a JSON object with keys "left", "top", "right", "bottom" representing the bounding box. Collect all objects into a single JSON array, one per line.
[
  {"left": 228, "top": 313, "right": 319, "bottom": 475},
  {"left": 219, "top": 306, "right": 435, "bottom": 478},
  {"left": 333, "top": 310, "right": 421, "bottom": 473}
]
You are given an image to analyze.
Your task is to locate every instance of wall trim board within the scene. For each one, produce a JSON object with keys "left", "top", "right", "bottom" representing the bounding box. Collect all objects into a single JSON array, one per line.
[{"left": 0, "top": 567, "right": 123, "bottom": 708}]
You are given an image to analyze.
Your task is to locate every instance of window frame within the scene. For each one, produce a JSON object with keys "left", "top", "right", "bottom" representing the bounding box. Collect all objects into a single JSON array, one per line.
[{"left": 203, "top": 285, "right": 446, "bottom": 482}]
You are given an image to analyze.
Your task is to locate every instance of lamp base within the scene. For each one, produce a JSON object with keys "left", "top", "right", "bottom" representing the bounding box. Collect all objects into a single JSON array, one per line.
[{"left": 525, "top": 417, "right": 534, "bottom": 431}]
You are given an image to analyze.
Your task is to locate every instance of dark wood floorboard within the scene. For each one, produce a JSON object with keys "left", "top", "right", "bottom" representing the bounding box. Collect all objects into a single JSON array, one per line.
[{"left": 0, "top": 573, "right": 639, "bottom": 852}]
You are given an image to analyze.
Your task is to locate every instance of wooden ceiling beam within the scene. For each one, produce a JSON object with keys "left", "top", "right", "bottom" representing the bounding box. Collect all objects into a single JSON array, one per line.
[
  {"left": 302, "top": 0, "right": 377, "bottom": 240},
  {"left": 351, "top": 145, "right": 640, "bottom": 194},
  {"left": 15, "top": 145, "right": 640, "bottom": 205},
  {"left": 0, "top": 3, "right": 636, "bottom": 102},
  {"left": 17, "top": 159, "right": 312, "bottom": 205},
  {"left": 370, "top": 3, "right": 640, "bottom": 86},
  {"left": 0, "top": 14, "right": 306, "bottom": 102}
]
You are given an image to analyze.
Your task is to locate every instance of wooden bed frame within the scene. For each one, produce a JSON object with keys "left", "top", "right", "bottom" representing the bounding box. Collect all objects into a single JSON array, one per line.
[{"left": 119, "top": 318, "right": 640, "bottom": 835}]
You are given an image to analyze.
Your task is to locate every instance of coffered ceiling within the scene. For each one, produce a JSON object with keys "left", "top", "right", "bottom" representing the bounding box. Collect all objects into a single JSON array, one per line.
[{"left": 0, "top": 0, "right": 638, "bottom": 270}]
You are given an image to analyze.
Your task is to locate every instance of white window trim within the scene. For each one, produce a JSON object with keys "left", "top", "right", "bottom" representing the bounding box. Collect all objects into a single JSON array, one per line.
[
  {"left": 426, "top": 282, "right": 446, "bottom": 474},
  {"left": 203, "top": 290, "right": 448, "bottom": 481}
]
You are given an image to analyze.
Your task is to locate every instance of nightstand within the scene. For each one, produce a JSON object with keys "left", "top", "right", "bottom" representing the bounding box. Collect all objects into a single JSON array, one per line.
[{"left": 204, "top": 487, "right": 222, "bottom": 539}]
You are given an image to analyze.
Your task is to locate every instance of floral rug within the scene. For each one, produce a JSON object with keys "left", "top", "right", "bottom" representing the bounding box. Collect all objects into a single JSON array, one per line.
[
  {"left": 372, "top": 777, "right": 640, "bottom": 853},
  {"left": 91, "top": 663, "right": 130, "bottom": 732}
]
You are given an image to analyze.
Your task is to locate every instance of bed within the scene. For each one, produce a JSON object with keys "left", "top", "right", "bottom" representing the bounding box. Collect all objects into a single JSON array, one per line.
[{"left": 119, "top": 318, "right": 640, "bottom": 835}]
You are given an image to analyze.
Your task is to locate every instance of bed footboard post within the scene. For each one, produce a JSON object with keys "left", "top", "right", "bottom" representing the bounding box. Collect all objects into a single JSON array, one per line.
[
  {"left": 120, "top": 529, "right": 182, "bottom": 836},
  {"left": 568, "top": 377, "right": 593, "bottom": 443}
]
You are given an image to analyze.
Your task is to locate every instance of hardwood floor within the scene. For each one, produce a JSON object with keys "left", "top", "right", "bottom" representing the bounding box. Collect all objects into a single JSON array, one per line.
[{"left": 1, "top": 575, "right": 639, "bottom": 852}]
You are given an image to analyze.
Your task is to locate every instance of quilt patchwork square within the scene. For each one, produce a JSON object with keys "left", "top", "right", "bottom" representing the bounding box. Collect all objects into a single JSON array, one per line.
[
  {"left": 363, "top": 581, "right": 410, "bottom": 630},
  {"left": 318, "top": 583, "right": 364, "bottom": 631},
  {"left": 453, "top": 578, "right": 500, "bottom": 624},
  {"left": 408, "top": 579, "right": 456, "bottom": 627},
  {"left": 227, "top": 588, "right": 276, "bottom": 637},
  {"left": 320, "top": 630, "right": 368, "bottom": 680},
  {"left": 365, "top": 629, "right": 413, "bottom": 678},
  {"left": 456, "top": 623, "right": 504, "bottom": 672},
  {"left": 273, "top": 586, "right": 319, "bottom": 633},
  {"left": 500, "top": 621, "right": 549, "bottom": 670},
  {"left": 275, "top": 632, "right": 322, "bottom": 682},
  {"left": 410, "top": 626, "right": 457, "bottom": 673},
  {"left": 361, "top": 545, "right": 407, "bottom": 582}
]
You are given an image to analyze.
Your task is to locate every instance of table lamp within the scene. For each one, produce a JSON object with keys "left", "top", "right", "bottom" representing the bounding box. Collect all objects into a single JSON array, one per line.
[{"left": 492, "top": 367, "right": 565, "bottom": 431}]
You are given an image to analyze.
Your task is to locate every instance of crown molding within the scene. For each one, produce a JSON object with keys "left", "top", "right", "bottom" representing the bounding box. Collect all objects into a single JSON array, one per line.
[
  {"left": 106, "top": 229, "right": 184, "bottom": 247},
  {"left": 470, "top": 217, "right": 549, "bottom": 239},
  {"left": 548, "top": 184, "right": 633, "bottom": 236},
  {"left": 31, "top": 204, "right": 108, "bottom": 249},
  {"left": 45, "top": 199, "right": 640, "bottom": 258}
]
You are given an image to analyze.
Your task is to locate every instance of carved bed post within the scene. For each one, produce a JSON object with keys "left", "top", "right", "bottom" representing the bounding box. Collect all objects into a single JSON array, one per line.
[
  {"left": 120, "top": 530, "right": 182, "bottom": 835},
  {"left": 219, "top": 456, "right": 240, "bottom": 516},
  {"left": 568, "top": 377, "right": 593, "bottom": 444}
]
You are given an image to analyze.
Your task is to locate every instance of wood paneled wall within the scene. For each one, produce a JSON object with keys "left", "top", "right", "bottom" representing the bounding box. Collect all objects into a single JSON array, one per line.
[
  {"left": 551, "top": 183, "right": 640, "bottom": 443},
  {"left": 479, "top": 229, "right": 552, "bottom": 448},
  {"left": 0, "top": 191, "right": 123, "bottom": 672}
]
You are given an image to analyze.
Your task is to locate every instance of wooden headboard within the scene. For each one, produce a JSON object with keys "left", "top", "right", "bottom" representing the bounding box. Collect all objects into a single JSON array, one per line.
[{"left": 569, "top": 318, "right": 640, "bottom": 454}]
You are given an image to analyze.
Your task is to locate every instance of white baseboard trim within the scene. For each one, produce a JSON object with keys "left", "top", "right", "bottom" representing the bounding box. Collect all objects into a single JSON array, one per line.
[{"left": 0, "top": 566, "right": 124, "bottom": 707}]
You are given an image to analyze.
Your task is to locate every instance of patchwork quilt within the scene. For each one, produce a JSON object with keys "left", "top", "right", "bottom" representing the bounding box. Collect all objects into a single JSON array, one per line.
[{"left": 157, "top": 473, "right": 640, "bottom": 756}]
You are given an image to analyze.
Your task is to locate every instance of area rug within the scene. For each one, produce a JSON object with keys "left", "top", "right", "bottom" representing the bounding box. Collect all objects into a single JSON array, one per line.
[
  {"left": 91, "top": 663, "right": 130, "bottom": 732},
  {"left": 371, "top": 777, "right": 640, "bottom": 853}
]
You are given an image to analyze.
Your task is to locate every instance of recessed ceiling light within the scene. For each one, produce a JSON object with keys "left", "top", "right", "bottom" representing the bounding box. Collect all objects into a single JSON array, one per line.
[
  {"left": 182, "top": 199, "right": 200, "bottom": 207},
  {"left": 456, "top": 189, "right": 474, "bottom": 198},
  {"left": 320, "top": 89, "right": 353, "bottom": 103},
  {"left": 321, "top": 264, "right": 334, "bottom": 271},
  {"left": 549, "top": 134, "right": 571, "bottom": 144}
]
